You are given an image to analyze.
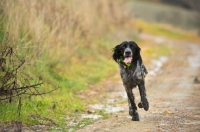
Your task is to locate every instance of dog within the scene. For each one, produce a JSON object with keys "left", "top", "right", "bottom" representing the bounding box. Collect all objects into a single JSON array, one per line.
[{"left": 112, "top": 41, "right": 149, "bottom": 121}]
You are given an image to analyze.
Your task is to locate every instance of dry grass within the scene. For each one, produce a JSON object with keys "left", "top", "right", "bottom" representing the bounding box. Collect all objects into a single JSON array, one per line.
[
  {"left": 0, "top": 0, "right": 131, "bottom": 95},
  {"left": 0, "top": 0, "right": 132, "bottom": 129},
  {"left": 0, "top": 0, "right": 129, "bottom": 61}
]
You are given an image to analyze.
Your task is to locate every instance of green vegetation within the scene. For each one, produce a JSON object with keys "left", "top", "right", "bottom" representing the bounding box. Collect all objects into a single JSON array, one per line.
[
  {"left": 133, "top": 19, "right": 200, "bottom": 42},
  {"left": 72, "top": 118, "right": 93, "bottom": 130}
]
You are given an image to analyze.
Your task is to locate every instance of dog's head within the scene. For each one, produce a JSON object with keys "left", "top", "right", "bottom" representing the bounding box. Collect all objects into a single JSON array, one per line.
[{"left": 112, "top": 41, "right": 141, "bottom": 65}]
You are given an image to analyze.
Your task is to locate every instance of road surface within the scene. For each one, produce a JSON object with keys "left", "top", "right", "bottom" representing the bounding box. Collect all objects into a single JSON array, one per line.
[{"left": 77, "top": 36, "right": 200, "bottom": 132}]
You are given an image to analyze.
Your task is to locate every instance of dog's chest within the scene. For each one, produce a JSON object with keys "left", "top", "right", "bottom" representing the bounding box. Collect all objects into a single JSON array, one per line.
[
  {"left": 121, "top": 70, "right": 141, "bottom": 86},
  {"left": 119, "top": 63, "right": 144, "bottom": 88}
]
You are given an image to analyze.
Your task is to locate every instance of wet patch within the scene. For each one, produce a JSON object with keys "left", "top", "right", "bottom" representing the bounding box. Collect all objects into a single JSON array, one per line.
[
  {"left": 187, "top": 43, "right": 200, "bottom": 68},
  {"left": 81, "top": 114, "right": 102, "bottom": 120},
  {"left": 89, "top": 104, "right": 125, "bottom": 114},
  {"left": 148, "top": 56, "right": 168, "bottom": 76}
]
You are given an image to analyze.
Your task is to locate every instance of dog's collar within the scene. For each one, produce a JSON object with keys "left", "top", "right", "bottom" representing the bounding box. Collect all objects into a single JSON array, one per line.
[{"left": 120, "top": 56, "right": 131, "bottom": 67}]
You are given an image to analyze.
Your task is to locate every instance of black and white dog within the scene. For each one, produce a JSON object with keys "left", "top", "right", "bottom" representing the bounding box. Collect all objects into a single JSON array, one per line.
[{"left": 112, "top": 41, "right": 149, "bottom": 121}]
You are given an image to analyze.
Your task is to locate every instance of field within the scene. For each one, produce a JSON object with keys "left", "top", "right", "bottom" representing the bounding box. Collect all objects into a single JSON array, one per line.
[{"left": 128, "top": 0, "right": 200, "bottom": 32}]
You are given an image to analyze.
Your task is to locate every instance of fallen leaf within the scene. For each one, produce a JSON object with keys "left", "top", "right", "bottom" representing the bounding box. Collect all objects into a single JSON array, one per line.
[{"left": 163, "top": 110, "right": 173, "bottom": 114}]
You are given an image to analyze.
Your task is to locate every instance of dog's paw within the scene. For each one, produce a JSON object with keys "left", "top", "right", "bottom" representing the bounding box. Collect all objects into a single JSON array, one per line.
[
  {"left": 138, "top": 102, "right": 143, "bottom": 108},
  {"left": 132, "top": 112, "right": 139, "bottom": 121},
  {"left": 141, "top": 97, "right": 149, "bottom": 111}
]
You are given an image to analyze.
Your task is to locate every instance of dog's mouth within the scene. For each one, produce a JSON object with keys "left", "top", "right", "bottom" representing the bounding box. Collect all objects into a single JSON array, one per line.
[{"left": 124, "top": 56, "right": 132, "bottom": 64}]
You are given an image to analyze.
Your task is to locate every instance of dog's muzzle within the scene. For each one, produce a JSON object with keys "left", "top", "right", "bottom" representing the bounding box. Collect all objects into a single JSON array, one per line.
[
  {"left": 123, "top": 48, "right": 132, "bottom": 64},
  {"left": 124, "top": 48, "right": 132, "bottom": 57}
]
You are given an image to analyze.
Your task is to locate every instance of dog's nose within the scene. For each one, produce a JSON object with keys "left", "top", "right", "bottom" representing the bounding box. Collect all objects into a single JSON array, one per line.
[{"left": 125, "top": 51, "right": 131, "bottom": 56}]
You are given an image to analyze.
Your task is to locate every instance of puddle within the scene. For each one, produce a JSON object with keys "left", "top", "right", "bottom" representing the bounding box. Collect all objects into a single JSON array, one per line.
[
  {"left": 89, "top": 104, "right": 104, "bottom": 110},
  {"left": 89, "top": 104, "right": 125, "bottom": 114},
  {"left": 148, "top": 56, "right": 168, "bottom": 76},
  {"left": 187, "top": 43, "right": 200, "bottom": 68},
  {"left": 84, "top": 103, "right": 125, "bottom": 119},
  {"left": 81, "top": 114, "right": 102, "bottom": 120}
]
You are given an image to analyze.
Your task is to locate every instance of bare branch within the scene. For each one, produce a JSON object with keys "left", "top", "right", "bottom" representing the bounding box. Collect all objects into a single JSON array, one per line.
[
  {"left": 11, "top": 59, "right": 25, "bottom": 73},
  {"left": 25, "top": 87, "right": 60, "bottom": 96},
  {"left": 0, "top": 33, "right": 59, "bottom": 119}
]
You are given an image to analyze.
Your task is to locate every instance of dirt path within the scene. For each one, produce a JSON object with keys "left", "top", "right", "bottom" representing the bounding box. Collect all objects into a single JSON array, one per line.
[{"left": 76, "top": 38, "right": 200, "bottom": 132}]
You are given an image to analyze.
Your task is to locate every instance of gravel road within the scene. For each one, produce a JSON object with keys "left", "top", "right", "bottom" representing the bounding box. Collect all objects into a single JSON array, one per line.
[{"left": 77, "top": 37, "right": 200, "bottom": 132}]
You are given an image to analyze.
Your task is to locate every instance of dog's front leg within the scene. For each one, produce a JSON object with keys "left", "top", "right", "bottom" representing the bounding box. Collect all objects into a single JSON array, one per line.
[
  {"left": 126, "top": 88, "right": 139, "bottom": 121},
  {"left": 138, "top": 83, "right": 149, "bottom": 111}
]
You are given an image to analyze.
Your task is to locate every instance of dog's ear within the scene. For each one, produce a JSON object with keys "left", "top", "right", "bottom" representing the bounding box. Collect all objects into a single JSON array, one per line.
[
  {"left": 132, "top": 42, "right": 141, "bottom": 61},
  {"left": 112, "top": 44, "right": 122, "bottom": 62}
]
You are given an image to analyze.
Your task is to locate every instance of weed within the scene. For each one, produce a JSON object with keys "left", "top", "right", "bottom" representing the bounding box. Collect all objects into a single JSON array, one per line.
[
  {"left": 73, "top": 118, "right": 93, "bottom": 130},
  {"left": 96, "top": 110, "right": 109, "bottom": 120}
]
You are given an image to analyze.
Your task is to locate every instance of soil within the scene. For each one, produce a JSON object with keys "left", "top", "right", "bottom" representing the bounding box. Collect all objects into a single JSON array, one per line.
[{"left": 76, "top": 35, "right": 200, "bottom": 132}]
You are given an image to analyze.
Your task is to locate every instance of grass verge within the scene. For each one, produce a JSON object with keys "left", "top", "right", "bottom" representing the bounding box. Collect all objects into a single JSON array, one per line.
[{"left": 133, "top": 19, "right": 200, "bottom": 42}]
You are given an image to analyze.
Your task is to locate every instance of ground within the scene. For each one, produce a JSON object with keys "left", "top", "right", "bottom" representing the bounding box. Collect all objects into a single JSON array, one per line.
[{"left": 76, "top": 34, "right": 200, "bottom": 132}]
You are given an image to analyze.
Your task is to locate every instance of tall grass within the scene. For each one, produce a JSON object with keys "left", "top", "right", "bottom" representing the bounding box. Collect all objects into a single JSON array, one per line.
[
  {"left": 0, "top": 0, "right": 130, "bottom": 89},
  {"left": 0, "top": 0, "right": 131, "bottom": 129}
]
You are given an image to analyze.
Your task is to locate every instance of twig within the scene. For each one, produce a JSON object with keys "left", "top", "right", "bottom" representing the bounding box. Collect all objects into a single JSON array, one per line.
[{"left": 24, "top": 87, "right": 60, "bottom": 96}]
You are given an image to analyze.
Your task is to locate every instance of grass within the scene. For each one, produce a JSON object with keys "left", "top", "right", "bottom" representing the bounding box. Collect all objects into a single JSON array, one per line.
[
  {"left": 72, "top": 118, "right": 93, "bottom": 130},
  {"left": 133, "top": 19, "right": 200, "bottom": 42},
  {"left": 0, "top": 0, "right": 121, "bottom": 129}
]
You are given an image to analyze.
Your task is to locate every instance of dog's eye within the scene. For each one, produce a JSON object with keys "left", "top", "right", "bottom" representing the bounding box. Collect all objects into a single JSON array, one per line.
[
  {"left": 130, "top": 44, "right": 133, "bottom": 48},
  {"left": 121, "top": 45, "right": 125, "bottom": 49},
  {"left": 124, "top": 44, "right": 128, "bottom": 48}
]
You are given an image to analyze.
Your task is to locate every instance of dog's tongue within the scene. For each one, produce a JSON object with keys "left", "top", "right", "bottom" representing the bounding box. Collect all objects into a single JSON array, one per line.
[{"left": 124, "top": 57, "right": 132, "bottom": 64}]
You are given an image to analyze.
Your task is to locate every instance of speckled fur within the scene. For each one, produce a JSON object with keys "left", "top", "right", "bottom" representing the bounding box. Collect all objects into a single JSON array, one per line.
[{"left": 112, "top": 41, "right": 149, "bottom": 121}]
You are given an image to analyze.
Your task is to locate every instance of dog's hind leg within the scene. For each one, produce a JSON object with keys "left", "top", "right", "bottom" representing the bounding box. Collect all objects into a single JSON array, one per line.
[{"left": 126, "top": 89, "right": 139, "bottom": 121}]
